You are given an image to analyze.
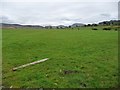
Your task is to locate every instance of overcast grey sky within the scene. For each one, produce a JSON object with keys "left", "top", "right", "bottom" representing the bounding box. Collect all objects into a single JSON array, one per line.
[{"left": 0, "top": 0, "right": 119, "bottom": 26}]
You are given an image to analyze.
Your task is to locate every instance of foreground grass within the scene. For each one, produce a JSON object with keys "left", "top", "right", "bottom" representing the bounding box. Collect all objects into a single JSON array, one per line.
[{"left": 2, "top": 27, "right": 118, "bottom": 88}]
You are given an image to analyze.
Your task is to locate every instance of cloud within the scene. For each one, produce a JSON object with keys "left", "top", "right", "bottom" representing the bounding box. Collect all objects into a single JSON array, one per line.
[
  {"left": 1, "top": 1, "right": 118, "bottom": 25},
  {"left": 1, "top": 0, "right": 119, "bottom": 2},
  {"left": 1, "top": 16, "right": 14, "bottom": 23},
  {"left": 100, "top": 14, "right": 111, "bottom": 17}
]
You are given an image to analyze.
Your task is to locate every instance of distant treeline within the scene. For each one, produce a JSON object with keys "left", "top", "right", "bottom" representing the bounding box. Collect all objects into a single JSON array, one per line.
[
  {"left": 1, "top": 20, "right": 120, "bottom": 29},
  {"left": 84, "top": 20, "right": 120, "bottom": 27}
]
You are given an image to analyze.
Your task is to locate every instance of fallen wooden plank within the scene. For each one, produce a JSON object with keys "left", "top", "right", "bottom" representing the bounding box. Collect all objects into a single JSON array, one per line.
[{"left": 12, "top": 58, "right": 49, "bottom": 71}]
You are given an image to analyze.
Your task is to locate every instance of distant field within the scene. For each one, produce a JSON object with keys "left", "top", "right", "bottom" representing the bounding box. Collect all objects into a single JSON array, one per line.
[{"left": 2, "top": 27, "right": 118, "bottom": 88}]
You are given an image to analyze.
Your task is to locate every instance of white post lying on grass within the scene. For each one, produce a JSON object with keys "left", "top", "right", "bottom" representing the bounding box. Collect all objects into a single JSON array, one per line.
[{"left": 12, "top": 58, "right": 49, "bottom": 71}]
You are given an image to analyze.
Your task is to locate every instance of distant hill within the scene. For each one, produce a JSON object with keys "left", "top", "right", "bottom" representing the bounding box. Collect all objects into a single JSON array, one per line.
[
  {"left": 98, "top": 20, "right": 120, "bottom": 26},
  {"left": 84, "top": 20, "right": 120, "bottom": 27},
  {"left": 71, "top": 23, "right": 85, "bottom": 27},
  {"left": 1, "top": 20, "right": 119, "bottom": 29},
  {"left": 1, "top": 23, "right": 43, "bottom": 28},
  {"left": 1, "top": 23, "right": 85, "bottom": 29}
]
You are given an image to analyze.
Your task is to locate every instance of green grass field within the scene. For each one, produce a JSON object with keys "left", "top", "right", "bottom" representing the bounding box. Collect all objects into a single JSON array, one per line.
[{"left": 2, "top": 27, "right": 118, "bottom": 88}]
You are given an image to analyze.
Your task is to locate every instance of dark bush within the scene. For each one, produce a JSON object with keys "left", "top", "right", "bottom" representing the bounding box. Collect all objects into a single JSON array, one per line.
[
  {"left": 103, "top": 27, "right": 111, "bottom": 30},
  {"left": 114, "top": 28, "right": 119, "bottom": 31},
  {"left": 92, "top": 28, "right": 98, "bottom": 30}
]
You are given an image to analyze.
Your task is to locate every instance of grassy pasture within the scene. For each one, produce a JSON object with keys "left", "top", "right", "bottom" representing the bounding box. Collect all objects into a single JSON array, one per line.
[{"left": 2, "top": 27, "right": 118, "bottom": 88}]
